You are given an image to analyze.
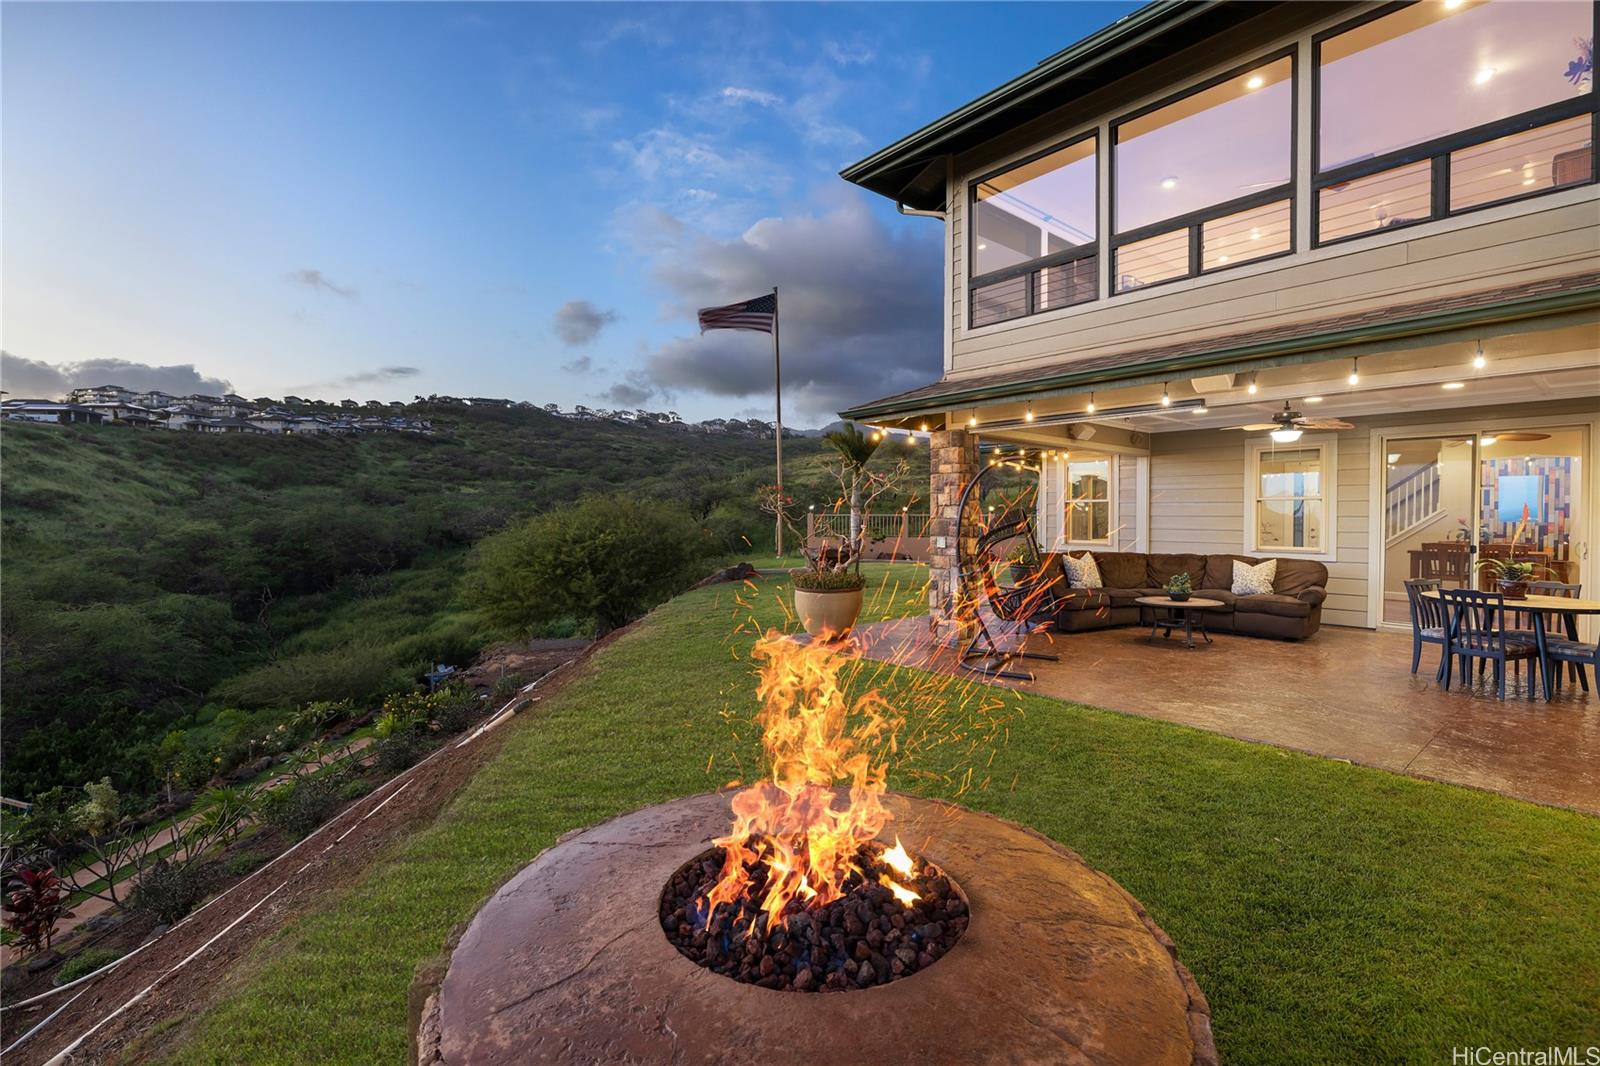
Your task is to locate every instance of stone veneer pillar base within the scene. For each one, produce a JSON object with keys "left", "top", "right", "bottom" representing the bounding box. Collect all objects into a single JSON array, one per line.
[{"left": 927, "top": 428, "right": 979, "bottom": 639}]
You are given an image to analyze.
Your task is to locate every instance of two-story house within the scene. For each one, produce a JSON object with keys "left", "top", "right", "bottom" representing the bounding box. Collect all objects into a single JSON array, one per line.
[{"left": 840, "top": 0, "right": 1598, "bottom": 633}]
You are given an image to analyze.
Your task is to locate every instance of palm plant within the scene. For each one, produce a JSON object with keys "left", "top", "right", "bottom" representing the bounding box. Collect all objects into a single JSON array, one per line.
[{"left": 822, "top": 423, "right": 882, "bottom": 549}]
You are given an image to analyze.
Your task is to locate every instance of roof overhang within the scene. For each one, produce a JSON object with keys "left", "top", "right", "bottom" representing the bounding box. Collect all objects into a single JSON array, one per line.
[
  {"left": 839, "top": 0, "right": 1290, "bottom": 211},
  {"left": 840, "top": 276, "right": 1600, "bottom": 422}
]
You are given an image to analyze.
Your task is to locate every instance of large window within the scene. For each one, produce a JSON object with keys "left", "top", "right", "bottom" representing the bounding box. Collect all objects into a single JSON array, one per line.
[
  {"left": 1064, "top": 456, "right": 1113, "bottom": 544},
  {"left": 969, "top": 134, "right": 1098, "bottom": 328},
  {"left": 1315, "top": 1, "right": 1596, "bottom": 244},
  {"left": 1113, "top": 54, "right": 1294, "bottom": 293},
  {"left": 1249, "top": 441, "right": 1334, "bottom": 557}
]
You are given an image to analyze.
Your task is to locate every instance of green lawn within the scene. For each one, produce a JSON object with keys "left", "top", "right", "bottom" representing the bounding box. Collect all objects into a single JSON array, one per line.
[{"left": 159, "top": 567, "right": 1599, "bottom": 1064}]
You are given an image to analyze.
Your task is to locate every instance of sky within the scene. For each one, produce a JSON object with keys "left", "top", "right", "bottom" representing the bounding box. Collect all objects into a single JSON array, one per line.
[{"left": 2, "top": 1, "right": 1137, "bottom": 425}]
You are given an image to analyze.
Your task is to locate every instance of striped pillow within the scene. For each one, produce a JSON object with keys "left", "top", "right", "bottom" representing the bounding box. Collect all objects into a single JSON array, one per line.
[{"left": 1232, "top": 558, "right": 1277, "bottom": 596}]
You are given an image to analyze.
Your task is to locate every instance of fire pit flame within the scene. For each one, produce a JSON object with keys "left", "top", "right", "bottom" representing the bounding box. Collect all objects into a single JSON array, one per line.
[{"left": 703, "top": 634, "right": 903, "bottom": 929}]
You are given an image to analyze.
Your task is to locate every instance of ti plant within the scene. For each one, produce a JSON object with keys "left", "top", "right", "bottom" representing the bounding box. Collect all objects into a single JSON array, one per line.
[{"left": 2, "top": 866, "right": 73, "bottom": 955}]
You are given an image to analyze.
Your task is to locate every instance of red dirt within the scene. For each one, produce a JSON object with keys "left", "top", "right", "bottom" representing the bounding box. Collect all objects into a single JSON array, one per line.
[{"left": 0, "top": 640, "right": 593, "bottom": 1065}]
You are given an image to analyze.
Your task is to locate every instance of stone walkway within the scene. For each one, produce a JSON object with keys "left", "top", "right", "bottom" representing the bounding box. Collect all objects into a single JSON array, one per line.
[{"left": 844, "top": 619, "right": 1600, "bottom": 814}]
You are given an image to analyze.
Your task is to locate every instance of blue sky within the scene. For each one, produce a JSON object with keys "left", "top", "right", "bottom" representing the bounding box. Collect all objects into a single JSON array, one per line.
[{"left": 3, "top": 2, "right": 1136, "bottom": 424}]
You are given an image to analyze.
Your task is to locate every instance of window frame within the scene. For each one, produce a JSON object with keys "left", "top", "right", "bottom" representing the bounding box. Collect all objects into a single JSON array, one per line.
[
  {"left": 967, "top": 129, "right": 1101, "bottom": 329},
  {"left": 1108, "top": 46, "right": 1300, "bottom": 296},
  {"left": 1048, "top": 452, "right": 1118, "bottom": 548},
  {"left": 1245, "top": 437, "right": 1338, "bottom": 561},
  {"left": 1310, "top": 1, "right": 1600, "bottom": 249}
]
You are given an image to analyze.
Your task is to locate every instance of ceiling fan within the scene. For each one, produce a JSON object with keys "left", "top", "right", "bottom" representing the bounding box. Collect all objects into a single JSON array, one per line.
[{"left": 1225, "top": 401, "right": 1353, "bottom": 442}]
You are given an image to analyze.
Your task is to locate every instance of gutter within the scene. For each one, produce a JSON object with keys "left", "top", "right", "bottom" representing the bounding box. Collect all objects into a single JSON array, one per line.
[{"left": 840, "top": 283, "right": 1600, "bottom": 421}]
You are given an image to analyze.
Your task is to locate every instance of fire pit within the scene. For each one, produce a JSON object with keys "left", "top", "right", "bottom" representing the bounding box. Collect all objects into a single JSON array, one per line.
[
  {"left": 417, "top": 635, "right": 1214, "bottom": 1064},
  {"left": 418, "top": 791, "right": 1215, "bottom": 1065}
]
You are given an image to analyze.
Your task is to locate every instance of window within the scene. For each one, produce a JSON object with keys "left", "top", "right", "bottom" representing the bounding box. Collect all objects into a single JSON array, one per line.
[
  {"left": 969, "top": 134, "right": 1098, "bottom": 327},
  {"left": 1112, "top": 54, "right": 1295, "bottom": 292},
  {"left": 1248, "top": 441, "right": 1335, "bottom": 557},
  {"left": 1315, "top": 1, "right": 1596, "bottom": 244},
  {"left": 1064, "top": 456, "right": 1113, "bottom": 544}
]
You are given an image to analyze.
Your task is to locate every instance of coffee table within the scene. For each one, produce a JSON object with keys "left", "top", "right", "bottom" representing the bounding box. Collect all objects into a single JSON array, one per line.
[{"left": 1135, "top": 596, "right": 1225, "bottom": 649}]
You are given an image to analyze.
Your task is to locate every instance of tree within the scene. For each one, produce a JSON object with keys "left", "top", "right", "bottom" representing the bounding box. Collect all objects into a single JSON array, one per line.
[
  {"left": 465, "top": 493, "right": 714, "bottom": 634},
  {"left": 820, "top": 424, "right": 910, "bottom": 571}
]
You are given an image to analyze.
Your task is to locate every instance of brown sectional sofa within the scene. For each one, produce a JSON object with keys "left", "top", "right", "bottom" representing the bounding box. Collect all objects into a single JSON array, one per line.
[{"left": 1040, "top": 551, "right": 1329, "bottom": 640}]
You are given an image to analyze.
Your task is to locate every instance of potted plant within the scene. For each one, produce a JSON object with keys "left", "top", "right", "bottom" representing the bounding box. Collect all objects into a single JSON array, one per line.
[
  {"left": 759, "top": 424, "right": 909, "bottom": 641},
  {"left": 1164, "top": 572, "right": 1193, "bottom": 602},
  {"left": 1474, "top": 510, "right": 1547, "bottom": 600},
  {"left": 1002, "top": 543, "right": 1031, "bottom": 586}
]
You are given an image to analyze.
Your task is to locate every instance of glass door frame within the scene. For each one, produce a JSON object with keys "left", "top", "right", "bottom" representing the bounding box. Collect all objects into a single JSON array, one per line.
[
  {"left": 1375, "top": 431, "right": 1479, "bottom": 632},
  {"left": 1370, "top": 416, "right": 1592, "bottom": 631}
]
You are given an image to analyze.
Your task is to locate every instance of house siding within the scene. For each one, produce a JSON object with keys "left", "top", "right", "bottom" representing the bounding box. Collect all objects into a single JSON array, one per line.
[{"left": 1141, "top": 399, "right": 1597, "bottom": 630}]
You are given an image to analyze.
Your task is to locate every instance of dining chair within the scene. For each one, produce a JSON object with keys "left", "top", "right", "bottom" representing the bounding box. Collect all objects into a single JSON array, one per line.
[
  {"left": 1439, "top": 588, "right": 1540, "bottom": 700},
  {"left": 1519, "top": 582, "right": 1588, "bottom": 694},
  {"left": 1540, "top": 632, "right": 1599, "bottom": 700},
  {"left": 1403, "top": 579, "right": 1448, "bottom": 679}
]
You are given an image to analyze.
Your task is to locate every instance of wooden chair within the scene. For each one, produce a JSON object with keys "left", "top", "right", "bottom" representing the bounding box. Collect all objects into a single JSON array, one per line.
[
  {"left": 1439, "top": 588, "right": 1540, "bottom": 700},
  {"left": 1539, "top": 633, "right": 1599, "bottom": 701},
  {"left": 1403, "top": 579, "right": 1449, "bottom": 679},
  {"left": 1517, "top": 582, "right": 1587, "bottom": 694}
]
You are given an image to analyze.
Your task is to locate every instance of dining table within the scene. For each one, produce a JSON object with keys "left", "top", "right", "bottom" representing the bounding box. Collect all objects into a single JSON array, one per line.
[{"left": 1423, "top": 589, "right": 1600, "bottom": 699}]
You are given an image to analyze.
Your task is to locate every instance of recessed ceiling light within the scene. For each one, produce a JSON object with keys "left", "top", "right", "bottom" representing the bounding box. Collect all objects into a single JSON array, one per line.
[
  {"left": 1249, "top": 228, "right": 1262, "bottom": 240},
  {"left": 1442, "top": 382, "right": 1465, "bottom": 390},
  {"left": 1217, "top": 254, "right": 1230, "bottom": 263},
  {"left": 1304, "top": 396, "right": 1323, "bottom": 403},
  {"left": 1245, "top": 75, "right": 1265, "bottom": 91},
  {"left": 1522, "top": 178, "right": 1536, "bottom": 186},
  {"left": 1193, "top": 404, "right": 1208, "bottom": 414},
  {"left": 977, "top": 242, "right": 988, "bottom": 250},
  {"left": 1444, "top": 0, "right": 1464, "bottom": 9},
  {"left": 1481, "top": 435, "right": 1498, "bottom": 445},
  {"left": 1160, "top": 176, "right": 1178, "bottom": 190},
  {"left": 1474, "top": 66, "right": 1497, "bottom": 86}
]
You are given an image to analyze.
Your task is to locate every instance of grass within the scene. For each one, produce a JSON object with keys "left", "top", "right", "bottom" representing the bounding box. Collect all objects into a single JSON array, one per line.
[{"left": 158, "top": 567, "right": 1599, "bottom": 1064}]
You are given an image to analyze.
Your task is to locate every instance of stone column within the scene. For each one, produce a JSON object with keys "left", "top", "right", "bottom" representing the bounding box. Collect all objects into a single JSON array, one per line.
[{"left": 927, "top": 428, "right": 978, "bottom": 637}]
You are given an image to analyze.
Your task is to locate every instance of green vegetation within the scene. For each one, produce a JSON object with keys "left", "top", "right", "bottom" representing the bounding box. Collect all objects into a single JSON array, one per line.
[
  {"left": 54, "top": 947, "right": 125, "bottom": 986},
  {"left": 465, "top": 493, "right": 714, "bottom": 633},
  {"left": 160, "top": 568, "right": 1598, "bottom": 1065},
  {"left": 3, "top": 406, "right": 926, "bottom": 800}
]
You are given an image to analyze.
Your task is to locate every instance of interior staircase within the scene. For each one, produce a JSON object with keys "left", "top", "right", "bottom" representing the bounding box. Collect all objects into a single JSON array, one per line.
[{"left": 1385, "top": 460, "right": 1444, "bottom": 544}]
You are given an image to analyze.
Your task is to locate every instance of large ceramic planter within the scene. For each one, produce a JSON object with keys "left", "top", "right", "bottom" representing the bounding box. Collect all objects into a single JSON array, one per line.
[
  {"left": 1497, "top": 579, "right": 1530, "bottom": 600},
  {"left": 793, "top": 585, "right": 864, "bottom": 640}
]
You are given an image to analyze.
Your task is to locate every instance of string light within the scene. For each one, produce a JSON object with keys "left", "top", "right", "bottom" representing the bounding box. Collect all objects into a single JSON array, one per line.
[
  {"left": 1024, "top": 402, "right": 1034, "bottom": 422},
  {"left": 920, "top": 422, "right": 929, "bottom": 432},
  {"left": 1160, "top": 383, "right": 1171, "bottom": 406},
  {"left": 1473, "top": 342, "right": 1487, "bottom": 370},
  {"left": 968, "top": 411, "right": 977, "bottom": 428},
  {"left": 1086, "top": 392, "right": 1096, "bottom": 414},
  {"left": 1348, "top": 358, "right": 1360, "bottom": 386},
  {"left": 1247, "top": 373, "right": 1258, "bottom": 395}
]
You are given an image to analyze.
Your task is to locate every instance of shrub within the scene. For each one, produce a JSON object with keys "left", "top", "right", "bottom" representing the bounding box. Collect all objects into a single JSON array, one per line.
[
  {"left": 791, "top": 568, "right": 866, "bottom": 592},
  {"left": 211, "top": 645, "right": 409, "bottom": 710},
  {"left": 2, "top": 867, "right": 73, "bottom": 954},
  {"left": 128, "top": 861, "right": 209, "bottom": 924},
  {"left": 221, "top": 851, "right": 272, "bottom": 878},
  {"left": 261, "top": 775, "right": 346, "bottom": 840},
  {"left": 491, "top": 674, "right": 526, "bottom": 700},
  {"left": 373, "top": 732, "right": 427, "bottom": 775},
  {"left": 55, "top": 946, "right": 124, "bottom": 986},
  {"left": 465, "top": 493, "right": 714, "bottom": 634}
]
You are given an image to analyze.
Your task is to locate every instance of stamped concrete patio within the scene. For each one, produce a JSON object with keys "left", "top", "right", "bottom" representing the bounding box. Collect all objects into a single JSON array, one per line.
[{"left": 845, "top": 619, "right": 1600, "bottom": 815}]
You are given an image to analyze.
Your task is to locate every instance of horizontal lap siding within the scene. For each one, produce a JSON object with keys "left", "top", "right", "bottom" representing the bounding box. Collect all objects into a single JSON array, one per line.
[
  {"left": 1117, "top": 458, "right": 1139, "bottom": 551},
  {"left": 948, "top": 195, "right": 1600, "bottom": 378},
  {"left": 1149, "top": 429, "right": 1375, "bottom": 627}
]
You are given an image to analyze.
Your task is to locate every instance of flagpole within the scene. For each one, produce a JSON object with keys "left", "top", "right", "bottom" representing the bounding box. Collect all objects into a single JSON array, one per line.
[{"left": 771, "top": 285, "right": 784, "bottom": 558}]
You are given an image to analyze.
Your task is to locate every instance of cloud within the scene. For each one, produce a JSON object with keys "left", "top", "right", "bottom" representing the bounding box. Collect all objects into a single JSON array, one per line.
[
  {"left": 721, "top": 86, "right": 782, "bottom": 107},
  {"left": 337, "top": 366, "right": 420, "bottom": 385},
  {"left": 561, "top": 354, "right": 595, "bottom": 374},
  {"left": 286, "top": 268, "right": 357, "bottom": 300},
  {"left": 0, "top": 351, "right": 233, "bottom": 400},
  {"left": 552, "top": 299, "right": 618, "bottom": 347},
  {"left": 625, "top": 190, "right": 942, "bottom": 421},
  {"left": 823, "top": 40, "right": 877, "bottom": 66},
  {"left": 598, "top": 370, "right": 656, "bottom": 407}
]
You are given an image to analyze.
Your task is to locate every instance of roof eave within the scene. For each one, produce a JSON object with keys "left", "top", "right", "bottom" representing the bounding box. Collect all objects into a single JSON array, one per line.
[{"left": 839, "top": 283, "right": 1600, "bottom": 422}]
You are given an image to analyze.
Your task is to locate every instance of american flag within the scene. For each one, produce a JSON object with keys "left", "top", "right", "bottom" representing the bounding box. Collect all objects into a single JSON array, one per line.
[{"left": 697, "top": 292, "right": 777, "bottom": 334}]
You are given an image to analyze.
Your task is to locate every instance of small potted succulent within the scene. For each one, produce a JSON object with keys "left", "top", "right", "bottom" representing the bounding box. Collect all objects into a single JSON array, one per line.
[{"left": 1164, "top": 572, "right": 1193, "bottom": 602}]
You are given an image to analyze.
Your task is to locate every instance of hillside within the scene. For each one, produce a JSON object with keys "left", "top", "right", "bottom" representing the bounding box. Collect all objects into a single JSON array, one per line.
[{"left": 1, "top": 404, "right": 922, "bottom": 800}]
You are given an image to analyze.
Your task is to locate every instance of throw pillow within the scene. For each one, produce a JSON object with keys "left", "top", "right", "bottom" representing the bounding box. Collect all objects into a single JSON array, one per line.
[
  {"left": 1064, "top": 552, "right": 1103, "bottom": 589},
  {"left": 1232, "top": 558, "right": 1277, "bottom": 596}
]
